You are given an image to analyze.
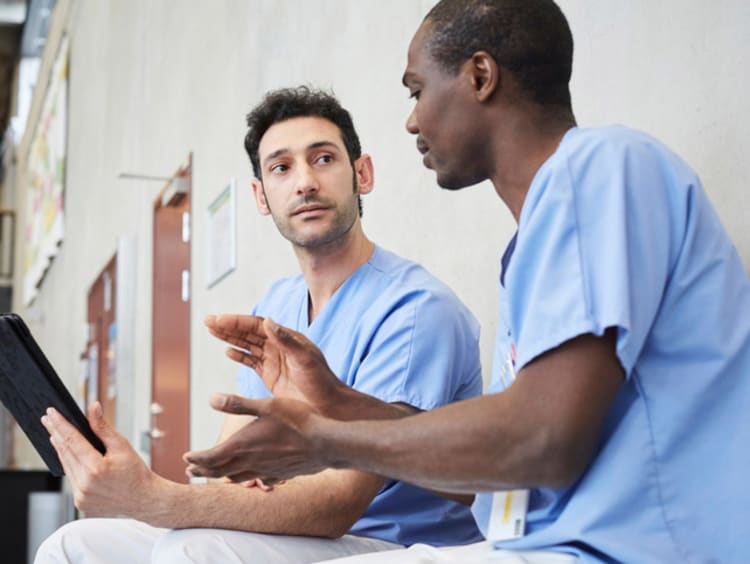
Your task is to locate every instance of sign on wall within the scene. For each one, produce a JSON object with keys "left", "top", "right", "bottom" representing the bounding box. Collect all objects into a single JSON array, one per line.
[
  {"left": 22, "top": 36, "right": 69, "bottom": 305},
  {"left": 205, "top": 178, "right": 237, "bottom": 288}
]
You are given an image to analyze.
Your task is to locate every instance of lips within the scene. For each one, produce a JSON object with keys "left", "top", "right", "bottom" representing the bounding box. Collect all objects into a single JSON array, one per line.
[
  {"left": 291, "top": 203, "right": 330, "bottom": 217},
  {"left": 416, "top": 138, "right": 429, "bottom": 156}
]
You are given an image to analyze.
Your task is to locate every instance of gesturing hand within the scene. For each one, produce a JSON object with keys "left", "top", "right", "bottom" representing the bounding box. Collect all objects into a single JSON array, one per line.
[
  {"left": 184, "top": 393, "right": 331, "bottom": 484},
  {"left": 205, "top": 315, "right": 346, "bottom": 414}
]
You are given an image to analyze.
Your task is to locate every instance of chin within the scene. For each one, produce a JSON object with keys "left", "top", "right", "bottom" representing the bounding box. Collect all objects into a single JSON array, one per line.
[{"left": 435, "top": 172, "right": 482, "bottom": 191}]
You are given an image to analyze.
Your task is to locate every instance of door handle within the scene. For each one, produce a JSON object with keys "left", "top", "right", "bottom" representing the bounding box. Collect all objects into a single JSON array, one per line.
[
  {"left": 146, "top": 402, "right": 166, "bottom": 443},
  {"left": 147, "top": 428, "right": 166, "bottom": 440}
]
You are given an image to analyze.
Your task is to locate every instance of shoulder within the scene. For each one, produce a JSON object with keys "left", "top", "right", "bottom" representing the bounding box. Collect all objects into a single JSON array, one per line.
[
  {"left": 351, "top": 249, "right": 482, "bottom": 404},
  {"left": 364, "top": 246, "right": 480, "bottom": 337},
  {"left": 253, "top": 273, "right": 305, "bottom": 313},
  {"left": 524, "top": 126, "right": 699, "bottom": 222},
  {"left": 561, "top": 125, "right": 667, "bottom": 154},
  {"left": 367, "top": 247, "right": 470, "bottom": 307},
  {"left": 558, "top": 126, "right": 697, "bottom": 183},
  {"left": 367, "top": 246, "right": 457, "bottom": 298}
]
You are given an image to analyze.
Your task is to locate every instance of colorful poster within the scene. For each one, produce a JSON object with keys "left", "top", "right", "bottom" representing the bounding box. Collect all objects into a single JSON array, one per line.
[{"left": 22, "top": 36, "right": 69, "bottom": 305}]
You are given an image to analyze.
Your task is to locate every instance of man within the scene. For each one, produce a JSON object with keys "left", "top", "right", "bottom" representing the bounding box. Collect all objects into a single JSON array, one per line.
[
  {"left": 36, "top": 87, "right": 484, "bottom": 563},
  {"left": 185, "top": 1, "right": 750, "bottom": 563}
]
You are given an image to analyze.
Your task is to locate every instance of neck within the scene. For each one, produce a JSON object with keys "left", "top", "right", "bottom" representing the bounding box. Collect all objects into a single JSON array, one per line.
[
  {"left": 488, "top": 109, "right": 575, "bottom": 223},
  {"left": 293, "top": 222, "right": 374, "bottom": 324}
]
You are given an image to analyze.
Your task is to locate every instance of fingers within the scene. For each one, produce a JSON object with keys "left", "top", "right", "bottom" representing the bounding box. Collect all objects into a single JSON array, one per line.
[
  {"left": 264, "top": 318, "right": 307, "bottom": 352},
  {"left": 87, "top": 402, "right": 119, "bottom": 445},
  {"left": 206, "top": 314, "right": 263, "bottom": 333},
  {"left": 184, "top": 396, "right": 266, "bottom": 474},
  {"left": 42, "top": 407, "right": 103, "bottom": 483},
  {"left": 225, "top": 346, "right": 263, "bottom": 371},
  {"left": 42, "top": 408, "right": 95, "bottom": 461},
  {"left": 208, "top": 394, "right": 266, "bottom": 417},
  {"left": 253, "top": 478, "right": 276, "bottom": 491},
  {"left": 205, "top": 315, "right": 267, "bottom": 348},
  {"left": 264, "top": 318, "right": 328, "bottom": 371},
  {"left": 222, "top": 477, "right": 275, "bottom": 491},
  {"left": 183, "top": 440, "right": 238, "bottom": 478},
  {"left": 207, "top": 326, "right": 263, "bottom": 351}
]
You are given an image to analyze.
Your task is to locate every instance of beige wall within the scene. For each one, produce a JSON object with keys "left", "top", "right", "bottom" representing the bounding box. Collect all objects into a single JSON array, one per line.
[{"left": 8, "top": 0, "right": 750, "bottom": 466}]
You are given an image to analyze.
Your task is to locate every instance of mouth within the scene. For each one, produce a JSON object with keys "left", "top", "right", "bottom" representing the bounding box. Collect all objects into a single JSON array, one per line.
[
  {"left": 416, "top": 139, "right": 433, "bottom": 169},
  {"left": 416, "top": 138, "right": 433, "bottom": 168},
  {"left": 291, "top": 204, "right": 330, "bottom": 217}
]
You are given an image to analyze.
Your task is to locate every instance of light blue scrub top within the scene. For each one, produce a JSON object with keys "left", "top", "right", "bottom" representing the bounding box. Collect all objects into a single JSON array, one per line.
[
  {"left": 238, "top": 246, "right": 484, "bottom": 547},
  {"left": 473, "top": 126, "right": 750, "bottom": 563}
]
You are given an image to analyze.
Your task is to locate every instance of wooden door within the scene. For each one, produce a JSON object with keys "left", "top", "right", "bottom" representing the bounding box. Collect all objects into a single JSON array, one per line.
[
  {"left": 150, "top": 157, "right": 191, "bottom": 483},
  {"left": 85, "top": 256, "right": 117, "bottom": 424}
]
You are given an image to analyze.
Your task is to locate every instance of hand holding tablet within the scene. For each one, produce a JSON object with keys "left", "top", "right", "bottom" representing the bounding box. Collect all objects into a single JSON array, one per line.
[{"left": 0, "top": 313, "right": 105, "bottom": 476}]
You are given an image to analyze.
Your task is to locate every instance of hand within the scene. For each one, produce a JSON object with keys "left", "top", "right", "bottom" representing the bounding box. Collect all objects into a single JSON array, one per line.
[
  {"left": 41, "top": 402, "right": 160, "bottom": 518},
  {"left": 205, "top": 314, "right": 346, "bottom": 413},
  {"left": 184, "top": 393, "right": 331, "bottom": 484},
  {"left": 221, "top": 476, "right": 281, "bottom": 491}
]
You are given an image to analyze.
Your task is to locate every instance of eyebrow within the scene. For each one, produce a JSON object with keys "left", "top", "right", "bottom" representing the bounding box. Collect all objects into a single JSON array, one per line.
[{"left": 262, "top": 141, "right": 340, "bottom": 167}]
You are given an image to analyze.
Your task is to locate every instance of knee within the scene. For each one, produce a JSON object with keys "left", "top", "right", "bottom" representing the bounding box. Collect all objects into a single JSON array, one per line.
[
  {"left": 152, "top": 529, "right": 274, "bottom": 563},
  {"left": 33, "top": 520, "right": 85, "bottom": 563},
  {"left": 152, "top": 529, "right": 219, "bottom": 563}
]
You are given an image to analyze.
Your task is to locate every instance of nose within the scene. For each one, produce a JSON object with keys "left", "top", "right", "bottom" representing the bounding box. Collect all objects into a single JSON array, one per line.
[
  {"left": 295, "top": 162, "right": 319, "bottom": 195},
  {"left": 406, "top": 107, "right": 419, "bottom": 135}
]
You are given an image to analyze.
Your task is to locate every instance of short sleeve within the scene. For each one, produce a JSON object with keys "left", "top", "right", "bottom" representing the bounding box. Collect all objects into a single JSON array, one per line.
[
  {"left": 508, "top": 130, "right": 688, "bottom": 376},
  {"left": 351, "top": 291, "right": 483, "bottom": 410}
]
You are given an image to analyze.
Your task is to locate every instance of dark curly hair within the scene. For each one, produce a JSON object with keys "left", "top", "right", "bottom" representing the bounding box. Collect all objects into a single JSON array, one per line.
[
  {"left": 244, "top": 86, "right": 362, "bottom": 180},
  {"left": 424, "top": 0, "right": 574, "bottom": 112}
]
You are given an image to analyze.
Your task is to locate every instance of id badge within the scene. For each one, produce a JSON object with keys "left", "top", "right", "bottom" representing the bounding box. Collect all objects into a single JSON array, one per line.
[{"left": 487, "top": 488, "right": 529, "bottom": 541}]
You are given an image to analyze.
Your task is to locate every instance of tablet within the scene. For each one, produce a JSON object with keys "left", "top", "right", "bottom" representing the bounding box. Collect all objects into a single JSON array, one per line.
[{"left": 0, "top": 313, "right": 105, "bottom": 476}]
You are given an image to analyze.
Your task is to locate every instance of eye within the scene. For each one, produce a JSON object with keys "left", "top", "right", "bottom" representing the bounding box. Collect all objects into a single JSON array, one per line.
[
  {"left": 270, "top": 163, "right": 288, "bottom": 174},
  {"left": 315, "top": 154, "right": 333, "bottom": 165}
]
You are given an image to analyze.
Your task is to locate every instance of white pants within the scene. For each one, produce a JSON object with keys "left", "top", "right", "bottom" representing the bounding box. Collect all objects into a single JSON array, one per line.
[
  {"left": 315, "top": 541, "right": 578, "bottom": 564},
  {"left": 33, "top": 517, "right": 402, "bottom": 564}
]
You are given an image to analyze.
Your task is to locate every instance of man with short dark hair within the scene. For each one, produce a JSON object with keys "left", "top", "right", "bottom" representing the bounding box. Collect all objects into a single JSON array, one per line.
[
  {"left": 186, "top": 2, "right": 750, "bottom": 562},
  {"left": 36, "top": 86, "right": 484, "bottom": 563}
]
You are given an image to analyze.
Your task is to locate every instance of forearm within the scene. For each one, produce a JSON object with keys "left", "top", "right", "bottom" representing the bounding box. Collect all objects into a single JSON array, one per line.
[
  {"left": 319, "top": 382, "right": 415, "bottom": 421},
  {"left": 139, "top": 470, "right": 380, "bottom": 537},
  {"left": 314, "top": 333, "right": 623, "bottom": 493},
  {"left": 316, "top": 395, "right": 535, "bottom": 493},
  {"left": 317, "top": 390, "right": 599, "bottom": 493}
]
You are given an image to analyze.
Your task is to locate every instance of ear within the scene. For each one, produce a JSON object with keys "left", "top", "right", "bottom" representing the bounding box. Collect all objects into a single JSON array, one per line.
[
  {"left": 353, "top": 154, "right": 375, "bottom": 195},
  {"left": 251, "top": 178, "right": 271, "bottom": 216},
  {"left": 467, "top": 51, "right": 499, "bottom": 102}
]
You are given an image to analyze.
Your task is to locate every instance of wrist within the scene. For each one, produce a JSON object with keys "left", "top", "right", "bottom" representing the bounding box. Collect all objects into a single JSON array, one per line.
[
  {"left": 322, "top": 384, "right": 407, "bottom": 422},
  {"left": 314, "top": 377, "right": 352, "bottom": 418},
  {"left": 310, "top": 413, "right": 348, "bottom": 470},
  {"left": 133, "top": 473, "right": 187, "bottom": 527}
]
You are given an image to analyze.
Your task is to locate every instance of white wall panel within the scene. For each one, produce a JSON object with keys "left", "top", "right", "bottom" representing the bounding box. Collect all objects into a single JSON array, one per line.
[{"left": 10, "top": 0, "right": 749, "bottom": 463}]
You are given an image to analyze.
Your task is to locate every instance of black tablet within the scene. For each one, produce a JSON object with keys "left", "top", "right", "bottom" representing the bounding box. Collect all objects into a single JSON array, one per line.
[{"left": 0, "top": 313, "right": 106, "bottom": 476}]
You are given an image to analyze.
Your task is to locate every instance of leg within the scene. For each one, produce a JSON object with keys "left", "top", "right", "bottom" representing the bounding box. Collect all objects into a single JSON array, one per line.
[
  {"left": 34, "top": 518, "right": 167, "bottom": 564},
  {"left": 315, "top": 541, "right": 578, "bottom": 564},
  {"left": 151, "top": 528, "right": 402, "bottom": 564}
]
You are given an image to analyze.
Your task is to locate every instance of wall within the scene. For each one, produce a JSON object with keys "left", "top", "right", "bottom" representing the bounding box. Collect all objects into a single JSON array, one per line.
[{"left": 8, "top": 0, "right": 749, "bottom": 465}]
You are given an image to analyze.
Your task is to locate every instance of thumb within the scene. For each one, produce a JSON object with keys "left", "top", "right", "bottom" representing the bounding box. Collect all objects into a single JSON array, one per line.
[
  {"left": 88, "top": 401, "right": 118, "bottom": 443},
  {"left": 209, "top": 393, "right": 265, "bottom": 417},
  {"left": 264, "top": 317, "right": 306, "bottom": 352}
]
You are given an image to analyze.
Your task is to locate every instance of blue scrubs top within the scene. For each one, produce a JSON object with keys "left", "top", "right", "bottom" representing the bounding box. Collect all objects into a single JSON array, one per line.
[
  {"left": 239, "top": 246, "right": 484, "bottom": 547},
  {"left": 473, "top": 126, "right": 750, "bottom": 563}
]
